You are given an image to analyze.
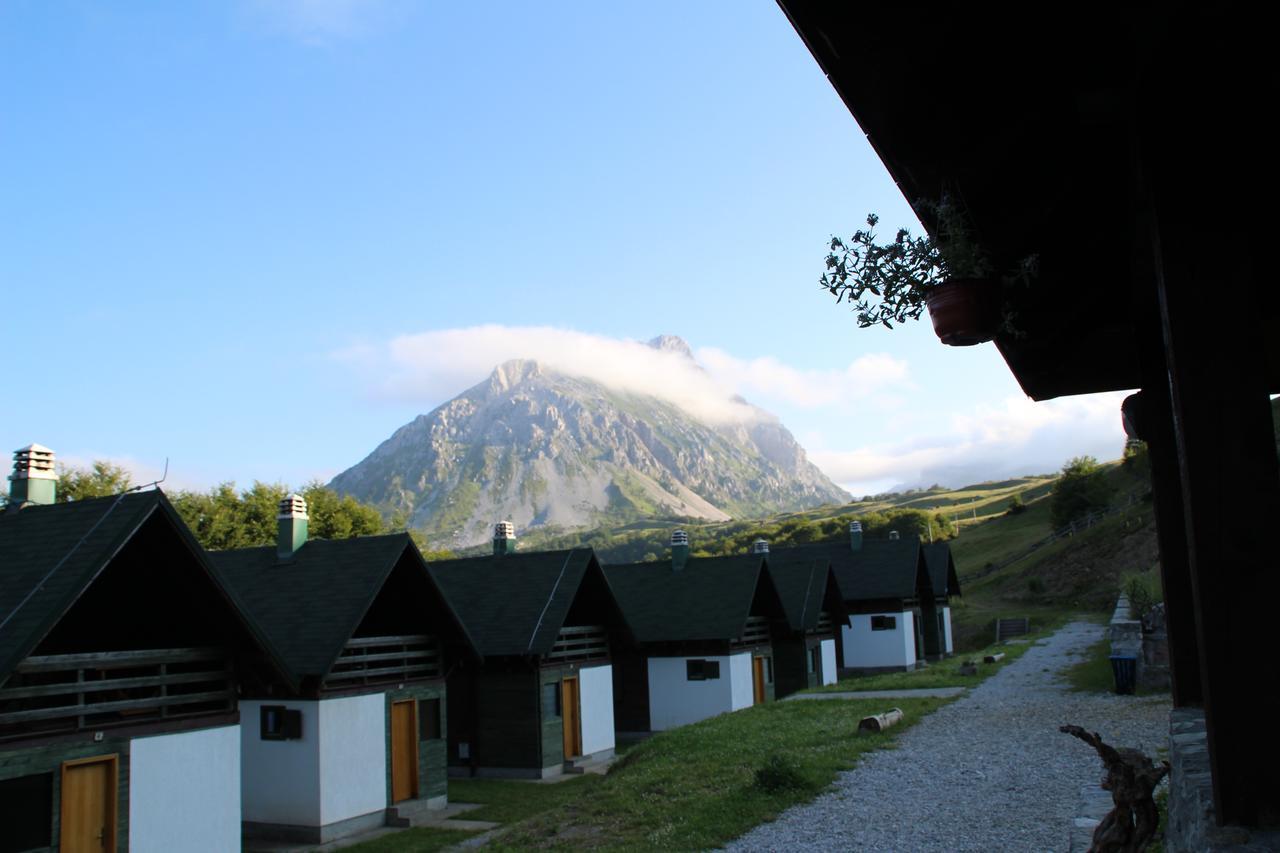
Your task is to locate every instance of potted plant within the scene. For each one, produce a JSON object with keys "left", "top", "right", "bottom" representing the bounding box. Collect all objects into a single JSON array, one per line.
[{"left": 819, "top": 195, "right": 1035, "bottom": 345}]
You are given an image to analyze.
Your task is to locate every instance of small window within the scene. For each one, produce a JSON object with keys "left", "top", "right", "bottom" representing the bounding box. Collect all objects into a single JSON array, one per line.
[
  {"left": 260, "top": 705, "right": 302, "bottom": 740},
  {"left": 808, "top": 647, "right": 819, "bottom": 674},
  {"left": 542, "top": 682, "right": 561, "bottom": 718},
  {"left": 419, "top": 698, "right": 443, "bottom": 740},
  {"left": 871, "top": 615, "right": 897, "bottom": 631},
  {"left": 686, "top": 659, "right": 721, "bottom": 681},
  {"left": 0, "top": 773, "right": 52, "bottom": 853},
  {"left": 764, "top": 657, "right": 773, "bottom": 684}
]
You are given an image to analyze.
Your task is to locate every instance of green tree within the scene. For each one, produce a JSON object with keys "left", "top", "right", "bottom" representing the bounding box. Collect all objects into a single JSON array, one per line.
[
  {"left": 56, "top": 461, "right": 134, "bottom": 501},
  {"left": 1050, "top": 456, "right": 1114, "bottom": 528},
  {"left": 170, "top": 481, "right": 384, "bottom": 551}
]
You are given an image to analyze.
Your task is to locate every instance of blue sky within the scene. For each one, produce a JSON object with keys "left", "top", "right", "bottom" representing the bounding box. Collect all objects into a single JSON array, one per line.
[{"left": 0, "top": 0, "right": 1127, "bottom": 497}]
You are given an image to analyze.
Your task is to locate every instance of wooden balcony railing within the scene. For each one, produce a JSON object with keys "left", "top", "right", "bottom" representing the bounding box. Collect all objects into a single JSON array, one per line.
[
  {"left": 547, "top": 625, "right": 609, "bottom": 663},
  {"left": 324, "top": 635, "right": 440, "bottom": 688},
  {"left": 731, "top": 616, "right": 771, "bottom": 650},
  {"left": 0, "top": 647, "right": 233, "bottom": 740}
]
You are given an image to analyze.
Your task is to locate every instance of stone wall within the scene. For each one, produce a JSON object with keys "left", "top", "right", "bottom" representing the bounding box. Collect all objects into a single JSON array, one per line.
[{"left": 1108, "top": 594, "right": 1170, "bottom": 691}]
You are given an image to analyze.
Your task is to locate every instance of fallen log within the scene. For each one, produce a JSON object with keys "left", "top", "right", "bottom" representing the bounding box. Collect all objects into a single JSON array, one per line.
[
  {"left": 1060, "top": 724, "right": 1169, "bottom": 852},
  {"left": 983, "top": 652, "right": 1006, "bottom": 664},
  {"left": 858, "top": 707, "right": 903, "bottom": 733}
]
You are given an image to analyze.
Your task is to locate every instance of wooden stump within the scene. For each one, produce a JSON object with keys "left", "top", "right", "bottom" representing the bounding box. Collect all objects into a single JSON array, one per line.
[{"left": 1060, "top": 724, "right": 1169, "bottom": 852}]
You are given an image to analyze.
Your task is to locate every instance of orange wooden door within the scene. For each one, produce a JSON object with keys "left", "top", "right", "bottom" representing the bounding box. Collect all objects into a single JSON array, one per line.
[
  {"left": 752, "top": 657, "right": 766, "bottom": 704},
  {"left": 390, "top": 700, "right": 419, "bottom": 803},
  {"left": 60, "top": 755, "right": 117, "bottom": 853},
  {"left": 561, "top": 677, "right": 582, "bottom": 758}
]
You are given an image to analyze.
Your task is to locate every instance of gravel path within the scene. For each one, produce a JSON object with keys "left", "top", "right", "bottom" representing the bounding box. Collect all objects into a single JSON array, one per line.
[{"left": 727, "top": 621, "right": 1171, "bottom": 852}]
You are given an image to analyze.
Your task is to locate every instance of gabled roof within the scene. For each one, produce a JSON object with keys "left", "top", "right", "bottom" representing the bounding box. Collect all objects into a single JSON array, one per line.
[
  {"left": 209, "top": 533, "right": 452, "bottom": 686},
  {"left": 427, "top": 548, "right": 602, "bottom": 658},
  {"left": 773, "top": 538, "right": 926, "bottom": 603},
  {"left": 923, "top": 542, "right": 961, "bottom": 599},
  {"left": 764, "top": 554, "right": 835, "bottom": 633},
  {"left": 0, "top": 490, "right": 277, "bottom": 685},
  {"left": 604, "top": 554, "right": 767, "bottom": 644}
]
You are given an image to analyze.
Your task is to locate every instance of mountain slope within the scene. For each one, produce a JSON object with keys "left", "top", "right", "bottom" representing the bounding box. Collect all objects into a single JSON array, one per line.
[{"left": 330, "top": 352, "right": 848, "bottom": 548}]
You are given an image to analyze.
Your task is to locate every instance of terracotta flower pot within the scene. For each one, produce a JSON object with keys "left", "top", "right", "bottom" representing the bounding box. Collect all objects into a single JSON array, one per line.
[{"left": 925, "top": 278, "right": 1000, "bottom": 346}]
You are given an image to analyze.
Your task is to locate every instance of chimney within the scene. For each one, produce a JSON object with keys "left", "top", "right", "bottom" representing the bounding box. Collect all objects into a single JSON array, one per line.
[
  {"left": 888, "top": 529, "right": 901, "bottom": 540},
  {"left": 750, "top": 538, "right": 769, "bottom": 555},
  {"left": 277, "top": 494, "right": 309, "bottom": 560},
  {"left": 849, "top": 520, "right": 863, "bottom": 552},
  {"left": 8, "top": 444, "right": 57, "bottom": 507},
  {"left": 493, "top": 521, "right": 516, "bottom": 556},
  {"left": 670, "top": 529, "right": 690, "bottom": 572}
]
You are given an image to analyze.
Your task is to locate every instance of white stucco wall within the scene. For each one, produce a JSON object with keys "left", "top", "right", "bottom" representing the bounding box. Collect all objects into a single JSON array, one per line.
[
  {"left": 841, "top": 611, "right": 917, "bottom": 669},
  {"left": 241, "top": 694, "right": 387, "bottom": 829},
  {"left": 820, "top": 639, "right": 838, "bottom": 686},
  {"left": 943, "top": 606, "right": 954, "bottom": 654},
  {"left": 727, "top": 652, "right": 754, "bottom": 711},
  {"left": 129, "top": 724, "right": 240, "bottom": 853},
  {"left": 577, "top": 663, "right": 616, "bottom": 757},
  {"left": 241, "top": 699, "right": 322, "bottom": 826},
  {"left": 647, "top": 653, "right": 753, "bottom": 731},
  {"left": 318, "top": 693, "right": 388, "bottom": 825}
]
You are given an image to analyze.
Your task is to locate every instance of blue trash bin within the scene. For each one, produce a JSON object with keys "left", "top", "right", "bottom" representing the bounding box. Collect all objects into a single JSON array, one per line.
[{"left": 1110, "top": 655, "right": 1137, "bottom": 694}]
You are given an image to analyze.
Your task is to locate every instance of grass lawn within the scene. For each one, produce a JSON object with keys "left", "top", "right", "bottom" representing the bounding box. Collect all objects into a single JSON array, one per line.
[
  {"left": 949, "top": 493, "right": 1055, "bottom": 576},
  {"left": 483, "top": 695, "right": 950, "bottom": 851},
  {"left": 447, "top": 775, "right": 604, "bottom": 823},
  {"left": 805, "top": 633, "right": 1048, "bottom": 693},
  {"left": 345, "top": 827, "right": 480, "bottom": 852}
]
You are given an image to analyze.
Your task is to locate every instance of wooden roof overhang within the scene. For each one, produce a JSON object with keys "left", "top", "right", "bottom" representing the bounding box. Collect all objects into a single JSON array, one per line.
[{"left": 775, "top": 4, "right": 1279, "bottom": 400}]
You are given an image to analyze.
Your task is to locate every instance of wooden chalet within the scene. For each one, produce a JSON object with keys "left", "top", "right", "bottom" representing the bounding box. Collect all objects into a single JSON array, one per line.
[
  {"left": 756, "top": 543, "right": 845, "bottom": 696},
  {"left": 604, "top": 532, "right": 787, "bottom": 733},
  {"left": 0, "top": 448, "right": 279, "bottom": 853},
  {"left": 777, "top": 4, "right": 1279, "bottom": 837},
  {"left": 778, "top": 523, "right": 933, "bottom": 674},
  {"left": 209, "top": 494, "right": 471, "bottom": 845},
  {"left": 922, "top": 543, "right": 961, "bottom": 658},
  {"left": 427, "top": 525, "right": 628, "bottom": 779}
]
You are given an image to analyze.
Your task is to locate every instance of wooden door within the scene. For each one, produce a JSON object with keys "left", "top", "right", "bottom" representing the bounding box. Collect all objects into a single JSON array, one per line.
[
  {"left": 752, "top": 657, "right": 766, "bottom": 704},
  {"left": 561, "top": 677, "right": 582, "bottom": 759},
  {"left": 60, "top": 755, "right": 117, "bottom": 853},
  {"left": 390, "top": 700, "right": 419, "bottom": 803}
]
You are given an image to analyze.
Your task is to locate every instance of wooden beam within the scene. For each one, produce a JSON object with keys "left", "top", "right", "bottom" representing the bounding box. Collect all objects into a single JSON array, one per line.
[{"left": 1145, "top": 70, "right": 1280, "bottom": 824}]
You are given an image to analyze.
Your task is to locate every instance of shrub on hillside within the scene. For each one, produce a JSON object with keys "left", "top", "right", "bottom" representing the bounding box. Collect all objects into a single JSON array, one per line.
[
  {"left": 1050, "top": 456, "right": 1114, "bottom": 529},
  {"left": 1124, "top": 571, "right": 1162, "bottom": 621},
  {"left": 1006, "top": 493, "right": 1027, "bottom": 515}
]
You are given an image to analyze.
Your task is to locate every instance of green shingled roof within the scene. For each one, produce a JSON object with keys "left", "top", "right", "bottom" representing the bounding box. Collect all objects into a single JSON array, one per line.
[
  {"left": 209, "top": 533, "right": 435, "bottom": 685},
  {"left": 764, "top": 554, "right": 836, "bottom": 632},
  {"left": 923, "top": 542, "right": 961, "bottom": 598},
  {"left": 772, "top": 538, "right": 926, "bottom": 603},
  {"left": 427, "top": 548, "right": 601, "bottom": 658},
  {"left": 604, "top": 554, "right": 767, "bottom": 644},
  {"left": 0, "top": 490, "right": 275, "bottom": 686}
]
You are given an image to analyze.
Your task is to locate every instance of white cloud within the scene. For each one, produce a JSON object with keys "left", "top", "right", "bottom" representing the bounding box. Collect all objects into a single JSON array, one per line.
[
  {"left": 244, "top": 0, "right": 403, "bottom": 44},
  {"left": 338, "top": 325, "right": 917, "bottom": 429},
  {"left": 342, "top": 325, "right": 762, "bottom": 425},
  {"left": 809, "top": 390, "right": 1131, "bottom": 494},
  {"left": 696, "top": 347, "right": 912, "bottom": 408}
]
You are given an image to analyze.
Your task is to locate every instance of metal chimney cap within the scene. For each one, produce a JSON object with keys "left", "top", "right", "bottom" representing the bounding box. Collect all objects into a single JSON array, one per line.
[
  {"left": 11, "top": 444, "right": 57, "bottom": 480},
  {"left": 278, "top": 493, "right": 308, "bottom": 519},
  {"left": 750, "top": 538, "right": 769, "bottom": 554},
  {"left": 670, "top": 529, "right": 689, "bottom": 546},
  {"left": 849, "top": 520, "right": 863, "bottom": 532},
  {"left": 494, "top": 520, "right": 515, "bottom": 539},
  {"left": 888, "top": 529, "right": 900, "bottom": 540}
]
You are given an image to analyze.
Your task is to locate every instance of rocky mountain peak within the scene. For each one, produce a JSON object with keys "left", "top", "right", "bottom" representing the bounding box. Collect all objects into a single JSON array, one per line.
[{"left": 646, "top": 334, "right": 695, "bottom": 361}]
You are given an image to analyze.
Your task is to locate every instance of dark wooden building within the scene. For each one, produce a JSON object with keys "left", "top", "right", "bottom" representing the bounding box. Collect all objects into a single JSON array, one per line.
[
  {"left": 1, "top": 480, "right": 277, "bottom": 853},
  {"left": 210, "top": 494, "right": 470, "bottom": 844},
  {"left": 760, "top": 550, "right": 846, "bottom": 696},
  {"left": 427, "top": 535, "right": 629, "bottom": 778},
  {"left": 922, "top": 543, "right": 961, "bottom": 658},
  {"left": 776, "top": 525, "right": 933, "bottom": 674},
  {"left": 776, "top": 3, "right": 1279, "bottom": 833},
  {"left": 605, "top": 538, "right": 786, "bottom": 733}
]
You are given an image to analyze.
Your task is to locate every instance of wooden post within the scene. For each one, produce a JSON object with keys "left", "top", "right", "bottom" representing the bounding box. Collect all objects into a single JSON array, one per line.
[{"left": 1145, "top": 135, "right": 1280, "bottom": 830}]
